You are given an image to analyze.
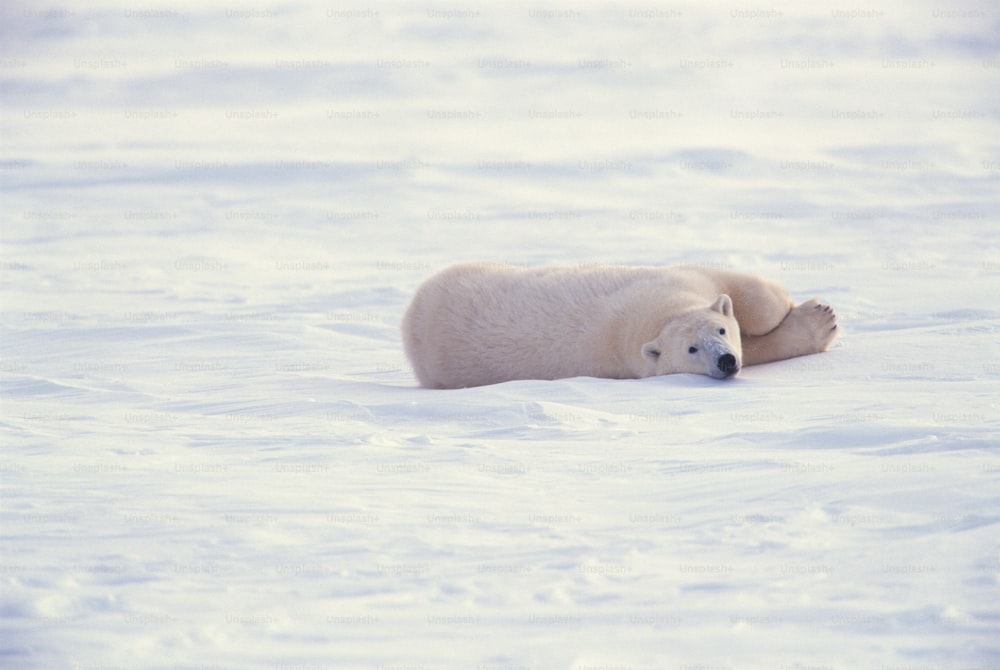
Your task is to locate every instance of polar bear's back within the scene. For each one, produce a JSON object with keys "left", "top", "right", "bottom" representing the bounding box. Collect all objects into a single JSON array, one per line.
[{"left": 402, "top": 263, "right": 689, "bottom": 388}]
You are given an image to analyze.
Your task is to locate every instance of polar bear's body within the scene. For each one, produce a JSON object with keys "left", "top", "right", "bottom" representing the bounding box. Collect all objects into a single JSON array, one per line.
[{"left": 402, "top": 263, "right": 838, "bottom": 389}]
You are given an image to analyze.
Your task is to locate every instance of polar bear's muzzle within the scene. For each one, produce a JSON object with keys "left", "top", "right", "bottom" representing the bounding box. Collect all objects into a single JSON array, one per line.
[
  {"left": 705, "top": 338, "right": 740, "bottom": 379},
  {"left": 716, "top": 353, "right": 739, "bottom": 378}
]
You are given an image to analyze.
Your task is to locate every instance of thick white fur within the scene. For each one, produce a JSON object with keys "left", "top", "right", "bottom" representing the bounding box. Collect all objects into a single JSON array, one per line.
[{"left": 402, "top": 263, "right": 838, "bottom": 389}]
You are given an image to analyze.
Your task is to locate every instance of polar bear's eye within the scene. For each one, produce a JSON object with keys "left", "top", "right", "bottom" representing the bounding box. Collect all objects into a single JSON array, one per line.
[
  {"left": 688, "top": 346, "right": 698, "bottom": 354},
  {"left": 719, "top": 328, "right": 726, "bottom": 335}
]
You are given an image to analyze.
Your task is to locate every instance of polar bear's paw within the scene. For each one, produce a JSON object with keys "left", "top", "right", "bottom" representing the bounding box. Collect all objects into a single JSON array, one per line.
[{"left": 792, "top": 299, "right": 839, "bottom": 352}]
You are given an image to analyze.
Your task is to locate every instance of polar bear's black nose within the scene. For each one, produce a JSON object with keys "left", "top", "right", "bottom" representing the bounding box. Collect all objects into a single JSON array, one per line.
[{"left": 717, "top": 354, "right": 738, "bottom": 376}]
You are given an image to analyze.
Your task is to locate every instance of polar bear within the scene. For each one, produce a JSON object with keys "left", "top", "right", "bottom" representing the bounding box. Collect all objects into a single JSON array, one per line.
[{"left": 402, "top": 263, "right": 838, "bottom": 389}]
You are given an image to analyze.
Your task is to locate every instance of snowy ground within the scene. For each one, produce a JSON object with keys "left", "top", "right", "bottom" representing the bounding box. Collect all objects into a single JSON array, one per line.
[{"left": 2, "top": 1, "right": 999, "bottom": 669}]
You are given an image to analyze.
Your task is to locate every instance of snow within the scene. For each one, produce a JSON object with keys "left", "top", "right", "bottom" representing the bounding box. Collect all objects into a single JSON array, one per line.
[{"left": 2, "top": 1, "right": 999, "bottom": 668}]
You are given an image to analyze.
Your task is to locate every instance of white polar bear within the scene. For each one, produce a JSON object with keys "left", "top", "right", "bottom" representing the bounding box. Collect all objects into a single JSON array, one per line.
[{"left": 402, "top": 263, "right": 838, "bottom": 389}]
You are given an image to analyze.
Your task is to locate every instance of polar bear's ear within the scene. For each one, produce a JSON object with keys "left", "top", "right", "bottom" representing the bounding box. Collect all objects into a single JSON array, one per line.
[
  {"left": 711, "top": 294, "right": 733, "bottom": 317},
  {"left": 641, "top": 341, "right": 661, "bottom": 361}
]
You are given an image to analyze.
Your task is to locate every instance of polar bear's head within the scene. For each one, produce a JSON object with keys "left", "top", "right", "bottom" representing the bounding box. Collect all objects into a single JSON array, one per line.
[{"left": 641, "top": 295, "right": 742, "bottom": 379}]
